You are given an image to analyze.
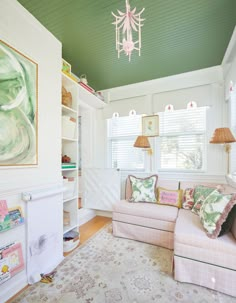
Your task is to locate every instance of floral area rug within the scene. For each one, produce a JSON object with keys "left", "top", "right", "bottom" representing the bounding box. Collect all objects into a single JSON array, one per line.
[{"left": 11, "top": 224, "right": 236, "bottom": 303}]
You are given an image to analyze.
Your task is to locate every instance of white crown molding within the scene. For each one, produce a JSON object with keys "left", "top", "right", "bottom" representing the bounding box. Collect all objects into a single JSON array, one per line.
[{"left": 102, "top": 66, "right": 223, "bottom": 102}]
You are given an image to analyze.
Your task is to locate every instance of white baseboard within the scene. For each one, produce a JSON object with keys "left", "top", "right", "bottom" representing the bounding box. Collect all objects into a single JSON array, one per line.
[
  {"left": 95, "top": 210, "right": 112, "bottom": 218},
  {"left": 78, "top": 208, "right": 96, "bottom": 226},
  {"left": 1, "top": 274, "right": 27, "bottom": 303}
]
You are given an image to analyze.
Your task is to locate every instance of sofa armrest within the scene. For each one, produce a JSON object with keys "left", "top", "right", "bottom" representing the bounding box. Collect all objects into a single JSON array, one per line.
[{"left": 231, "top": 216, "right": 236, "bottom": 240}]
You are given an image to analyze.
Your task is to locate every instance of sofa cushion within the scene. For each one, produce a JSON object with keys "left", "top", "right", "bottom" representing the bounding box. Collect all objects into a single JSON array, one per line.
[
  {"left": 128, "top": 175, "right": 158, "bottom": 203},
  {"left": 113, "top": 199, "right": 179, "bottom": 222},
  {"left": 113, "top": 211, "right": 176, "bottom": 232},
  {"left": 199, "top": 190, "right": 236, "bottom": 238},
  {"left": 175, "top": 209, "right": 236, "bottom": 257}
]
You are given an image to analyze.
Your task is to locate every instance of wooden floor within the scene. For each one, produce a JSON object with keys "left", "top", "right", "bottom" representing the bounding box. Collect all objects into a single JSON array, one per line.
[
  {"left": 6, "top": 216, "right": 112, "bottom": 303},
  {"left": 79, "top": 216, "right": 111, "bottom": 244}
]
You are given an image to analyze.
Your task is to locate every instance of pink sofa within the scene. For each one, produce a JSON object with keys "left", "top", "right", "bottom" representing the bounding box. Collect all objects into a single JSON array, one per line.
[{"left": 112, "top": 178, "right": 236, "bottom": 297}]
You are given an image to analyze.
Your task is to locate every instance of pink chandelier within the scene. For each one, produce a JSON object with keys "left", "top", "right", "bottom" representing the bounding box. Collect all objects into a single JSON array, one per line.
[{"left": 112, "top": 0, "right": 145, "bottom": 61}]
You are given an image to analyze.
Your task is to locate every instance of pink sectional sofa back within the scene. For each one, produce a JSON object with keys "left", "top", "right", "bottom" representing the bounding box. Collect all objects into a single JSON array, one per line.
[{"left": 125, "top": 177, "right": 236, "bottom": 237}]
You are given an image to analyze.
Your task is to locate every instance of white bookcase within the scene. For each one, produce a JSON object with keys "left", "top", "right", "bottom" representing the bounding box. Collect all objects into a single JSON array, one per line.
[
  {"left": 61, "top": 71, "right": 106, "bottom": 252},
  {"left": 61, "top": 72, "right": 79, "bottom": 251}
]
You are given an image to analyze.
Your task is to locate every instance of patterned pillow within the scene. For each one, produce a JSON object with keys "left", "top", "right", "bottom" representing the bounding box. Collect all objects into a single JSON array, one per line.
[
  {"left": 199, "top": 189, "right": 236, "bottom": 238},
  {"left": 182, "top": 188, "right": 195, "bottom": 210},
  {"left": 157, "top": 187, "right": 183, "bottom": 208},
  {"left": 192, "top": 186, "right": 215, "bottom": 215},
  {"left": 128, "top": 175, "right": 158, "bottom": 203}
]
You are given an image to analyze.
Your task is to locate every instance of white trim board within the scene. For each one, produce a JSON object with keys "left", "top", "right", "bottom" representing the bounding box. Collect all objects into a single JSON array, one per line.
[
  {"left": 102, "top": 66, "right": 223, "bottom": 102},
  {"left": 0, "top": 274, "right": 27, "bottom": 303}
]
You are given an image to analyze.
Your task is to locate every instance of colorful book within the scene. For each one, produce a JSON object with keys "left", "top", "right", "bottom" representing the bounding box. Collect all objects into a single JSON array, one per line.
[
  {"left": 8, "top": 207, "right": 24, "bottom": 228},
  {"left": 0, "top": 200, "right": 11, "bottom": 233},
  {"left": 2, "top": 242, "right": 24, "bottom": 277},
  {"left": 0, "top": 258, "right": 10, "bottom": 285},
  {"left": 62, "top": 162, "right": 76, "bottom": 169},
  {"left": 79, "top": 82, "right": 95, "bottom": 93}
]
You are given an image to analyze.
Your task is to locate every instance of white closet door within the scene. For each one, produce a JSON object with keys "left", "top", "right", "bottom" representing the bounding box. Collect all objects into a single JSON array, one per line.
[{"left": 83, "top": 168, "right": 120, "bottom": 211}]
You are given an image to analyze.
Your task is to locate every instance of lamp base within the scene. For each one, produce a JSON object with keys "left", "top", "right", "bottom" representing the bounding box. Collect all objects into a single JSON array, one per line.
[{"left": 225, "top": 143, "right": 231, "bottom": 175}]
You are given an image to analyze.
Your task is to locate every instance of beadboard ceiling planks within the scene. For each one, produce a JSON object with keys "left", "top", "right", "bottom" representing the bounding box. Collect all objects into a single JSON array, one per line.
[{"left": 18, "top": 0, "right": 236, "bottom": 90}]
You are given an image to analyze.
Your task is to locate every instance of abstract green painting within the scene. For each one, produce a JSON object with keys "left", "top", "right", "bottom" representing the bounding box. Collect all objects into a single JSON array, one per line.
[{"left": 0, "top": 40, "right": 38, "bottom": 166}]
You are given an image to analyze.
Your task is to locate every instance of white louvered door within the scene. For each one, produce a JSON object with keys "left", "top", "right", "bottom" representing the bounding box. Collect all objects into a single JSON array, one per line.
[{"left": 83, "top": 168, "right": 120, "bottom": 211}]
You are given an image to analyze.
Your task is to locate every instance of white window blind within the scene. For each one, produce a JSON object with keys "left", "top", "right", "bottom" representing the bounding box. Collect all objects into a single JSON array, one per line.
[
  {"left": 230, "top": 87, "right": 236, "bottom": 174},
  {"left": 159, "top": 107, "right": 207, "bottom": 171},
  {"left": 107, "top": 115, "right": 144, "bottom": 170}
]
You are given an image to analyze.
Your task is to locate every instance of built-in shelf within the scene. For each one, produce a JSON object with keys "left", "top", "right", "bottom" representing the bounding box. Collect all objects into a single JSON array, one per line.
[
  {"left": 63, "top": 224, "right": 78, "bottom": 235},
  {"left": 62, "top": 104, "right": 77, "bottom": 115},
  {"left": 0, "top": 222, "right": 25, "bottom": 234},
  {"left": 62, "top": 70, "right": 80, "bottom": 254},
  {"left": 79, "top": 84, "right": 106, "bottom": 109},
  {"left": 61, "top": 71, "right": 106, "bottom": 110},
  {"left": 61, "top": 167, "right": 77, "bottom": 171},
  {"left": 62, "top": 137, "right": 78, "bottom": 142},
  {"left": 61, "top": 71, "right": 77, "bottom": 86},
  {"left": 63, "top": 196, "right": 78, "bottom": 203}
]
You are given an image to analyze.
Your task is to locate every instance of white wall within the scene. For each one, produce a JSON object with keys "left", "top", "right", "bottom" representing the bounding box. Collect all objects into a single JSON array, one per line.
[
  {"left": 222, "top": 27, "right": 236, "bottom": 100},
  {"left": 0, "top": 1, "right": 62, "bottom": 301},
  {"left": 96, "top": 66, "right": 228, "bottom": 195},
  {"left": 222, "top": 27, "right": 236, "bottom": 186}
]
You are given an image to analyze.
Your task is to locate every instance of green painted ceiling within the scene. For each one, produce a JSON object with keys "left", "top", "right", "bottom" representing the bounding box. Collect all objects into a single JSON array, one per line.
[{"left": 18, "top": 0, "right": 236, "bottom": 91}]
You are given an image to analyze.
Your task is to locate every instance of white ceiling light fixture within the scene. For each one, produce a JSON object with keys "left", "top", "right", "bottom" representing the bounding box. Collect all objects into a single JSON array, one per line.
[{"left": 112, "top": 0, "right": 145, "bottom": 62}]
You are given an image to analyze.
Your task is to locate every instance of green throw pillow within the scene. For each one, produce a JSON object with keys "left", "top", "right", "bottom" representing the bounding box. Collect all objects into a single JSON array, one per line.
[
  {"left": 192, "top": 185, "right": 215, "bottom": 215},
  {"left": 128, "top": 175, "right": 158, "bottom": 203},
  {"left": 199, "top": 189, "right": 236, "bottom": 238}
]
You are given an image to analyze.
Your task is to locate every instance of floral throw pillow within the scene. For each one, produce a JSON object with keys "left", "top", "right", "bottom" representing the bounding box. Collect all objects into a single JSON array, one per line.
[
  {"left": 182, "top": 188, "right": 195, "bottom": 210},
  {"left": 199, "top": 189, "right": 236, "bottom": 238},
  {"left": 128, "top": 175, "right": 158, "bottom": 203},
  {"left": 192, "top": 186, "right": 215, "bottom": 215}
]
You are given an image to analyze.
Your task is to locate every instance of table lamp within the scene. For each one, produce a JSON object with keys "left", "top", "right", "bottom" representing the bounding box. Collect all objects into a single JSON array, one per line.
[
  {"left": 134, "top": 136, "right": 150, "bottom": 148},
  {"left": 210, "top": 127, "right": 236, "bottom": 174},
  {"left": 134, "top": 136, "right": 153, "bottom": 170}
]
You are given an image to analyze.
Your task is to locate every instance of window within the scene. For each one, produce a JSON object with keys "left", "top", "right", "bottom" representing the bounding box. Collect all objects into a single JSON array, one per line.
[
  {"left": 229, "top": 84, "right": 236, "bottom": 174},
  {"left": 107, "top": 115, "right": 144, "bottom": 170},
  {"left": 158, "top": 107, "right": 207, "bottom": 171}
]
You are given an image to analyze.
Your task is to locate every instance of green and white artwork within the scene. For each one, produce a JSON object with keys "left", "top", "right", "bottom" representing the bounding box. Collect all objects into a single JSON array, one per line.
[{"left": 0, "top": 40, "right": 38, "bottom": 166}]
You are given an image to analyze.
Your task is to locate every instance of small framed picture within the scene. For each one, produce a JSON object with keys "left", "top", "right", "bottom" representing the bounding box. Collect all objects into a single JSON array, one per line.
[
  {"left": 62, "top": 58, "right": 71, "bottom": 74},
  {"left": 142, "top": 115, "right": 159, "bottom": 137}
]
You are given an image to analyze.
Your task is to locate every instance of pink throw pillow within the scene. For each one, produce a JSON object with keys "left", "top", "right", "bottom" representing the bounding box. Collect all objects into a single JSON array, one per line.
[{"left": 157, "top": 187, "right": 183, "bottom": 208}]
